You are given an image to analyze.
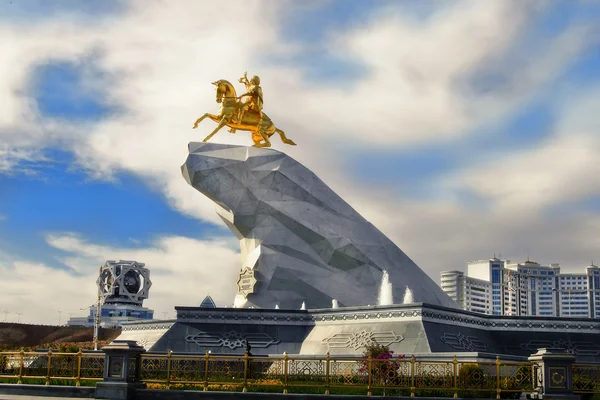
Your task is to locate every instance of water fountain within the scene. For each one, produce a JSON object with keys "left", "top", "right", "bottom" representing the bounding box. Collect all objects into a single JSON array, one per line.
[
  {"left": 378, "top": 270, "right": 393, "bottom": 305},
  {"left": 403, "top": 286, "right": 414, "bottom": 304},
  {"left": 332, "top": 299, "right": 338, "bottom": 309},
  {"left": 275, "top": 304, "right": 279, "bottom": 309},
  {"left": 300, "top": 301, "right": 306, "bottom": 310}
]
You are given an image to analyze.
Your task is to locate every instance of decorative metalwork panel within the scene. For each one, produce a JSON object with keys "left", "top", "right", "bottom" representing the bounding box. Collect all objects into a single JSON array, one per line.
[
  {"left": 140, "top": 356, "right": 168, "bottom": 381},
  {"left": 207, "top": 358, "right": 244, "bottom": 381},
  {"left": 330, "top": 360, "right": 366, "bottom": 386},
  {"left": 288, "top": 359, "right": 325, "bottom": 387},
  {"left": 170, "top": 357, "right": 206, "bottom": 382},
  {"left": 80, "top": 355, "right": 105, "bottom": 379},
  {"left": 499, "top": 362, "right": 534, "bottom": 392},
  {"left": 0, "top": 353, "right": 18, "bottom": 377},
  {"left": 248, "top": 358, "right": 284, "bottom": 380},
  {"left": 573, "top": 364, "right": 600, "bottom": 393},
  {"left": 416, "top": 361, "right": 454, "bottom": 390},
  {"left": 186, "top": 330, "right": 280, "bottom": 349},
  {"left": 22, "top": 354, "right": 48, "bottom": 377},
  {"left": 457, "top": 362, "right": 495, "bottom": 391},
  {"left": 50, "top": 354, "right": 78, "bottom": 378},
  {"left": 370, "top": 358, "right": 410, "bottom": 388},
  {"left": 323, "top": 330, "right": 404, "bottom": 350}
]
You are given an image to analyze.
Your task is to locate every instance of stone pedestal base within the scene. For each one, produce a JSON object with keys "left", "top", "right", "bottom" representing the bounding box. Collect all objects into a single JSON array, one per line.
[{"left": 95, "top": 381, "right": 146, "bottom": 400}]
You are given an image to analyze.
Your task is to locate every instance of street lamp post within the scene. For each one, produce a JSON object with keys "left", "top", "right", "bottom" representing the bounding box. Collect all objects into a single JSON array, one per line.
[{"left": 94, "top": 265, "right": 102, "bottom": 351}]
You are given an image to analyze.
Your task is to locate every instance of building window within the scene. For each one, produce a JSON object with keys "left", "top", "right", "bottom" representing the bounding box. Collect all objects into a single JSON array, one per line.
[{"left": 492, "top": 269, "right": 501, "bottom": 283}]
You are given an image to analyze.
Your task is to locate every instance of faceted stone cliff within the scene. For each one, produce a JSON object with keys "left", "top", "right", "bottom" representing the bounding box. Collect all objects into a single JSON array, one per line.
[{"left": 182, "top": 142, "right": 457, "bottom": 309}]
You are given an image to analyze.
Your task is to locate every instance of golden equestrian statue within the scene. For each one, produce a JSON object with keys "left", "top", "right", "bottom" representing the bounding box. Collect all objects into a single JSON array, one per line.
[{"left": 192, "top": 72, "right": 296, "bottom": 148}]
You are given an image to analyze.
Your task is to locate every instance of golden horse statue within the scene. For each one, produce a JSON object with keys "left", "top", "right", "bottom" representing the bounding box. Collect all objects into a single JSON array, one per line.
[{"left": 192, "top": 79, "right": 296, "bottom": 148}]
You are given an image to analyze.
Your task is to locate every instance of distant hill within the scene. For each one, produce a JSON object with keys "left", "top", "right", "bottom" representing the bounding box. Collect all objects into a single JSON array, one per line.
[{"left": 0, "top": 323, "right": 121, "bottom": 349}]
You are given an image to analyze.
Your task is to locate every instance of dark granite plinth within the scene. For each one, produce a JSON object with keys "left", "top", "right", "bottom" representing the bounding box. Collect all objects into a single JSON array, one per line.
[{"left": 118, "top": 303, "right": 600, "bottom": 362}]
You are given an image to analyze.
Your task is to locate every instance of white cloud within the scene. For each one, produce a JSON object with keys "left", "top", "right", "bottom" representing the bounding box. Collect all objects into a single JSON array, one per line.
[
  {"left": 1, "top": 2, "right": 594, "bottom": 156},
  {"left": 0, "top": 146, "right": 48, "bottom": 174},
  {"left": 0, "top": 233, "right": 240, "bottom": 325},
  {"left": 263, "top": 0, "right": 597, "bottom": 146},
  {"left": 443, "top": 84, "right": 600, "bottom": 213},
  {"left": 0, "top": 0, "right": 595, "bottom": 221}
]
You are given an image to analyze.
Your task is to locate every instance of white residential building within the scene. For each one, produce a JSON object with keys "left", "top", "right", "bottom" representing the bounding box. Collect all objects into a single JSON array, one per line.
[{"left": 441, "top": 258, "right": 600, "bottom": 318}]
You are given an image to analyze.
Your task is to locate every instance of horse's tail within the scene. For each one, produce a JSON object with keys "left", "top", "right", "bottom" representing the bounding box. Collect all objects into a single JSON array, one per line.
[{"left": 275, "top": 128, "right": 297, "bottom": 146}]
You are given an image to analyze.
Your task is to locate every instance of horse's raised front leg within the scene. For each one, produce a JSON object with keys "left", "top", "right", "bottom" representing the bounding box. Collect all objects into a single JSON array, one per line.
[
  {"left": 202, "top": 116, "right": 230, "bottom": 143},
  {"left": 193, "top": 113, "right": 219, "bottom": 129},
  {"left": 275, "top": 128, "right": 296, "bottom": 146}
]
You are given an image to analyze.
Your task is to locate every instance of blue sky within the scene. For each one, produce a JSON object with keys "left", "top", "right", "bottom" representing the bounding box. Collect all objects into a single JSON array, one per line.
[
  {"left": 0, "top": 156, "right": 215, "bottom": 269},
  {"left": 0, "top": 0, "right": 125, "bottom": 22},
  {"left": 34, "top": 61, "right": 115, "bottom": 121},
  {"left": 1, "top": 0, "right": 599, "bottom": 323}
]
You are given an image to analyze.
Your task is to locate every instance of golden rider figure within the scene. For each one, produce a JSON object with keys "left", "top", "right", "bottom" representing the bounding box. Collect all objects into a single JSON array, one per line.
[{"left": 229, "top": 72, "right": 263, "bottom": 134}]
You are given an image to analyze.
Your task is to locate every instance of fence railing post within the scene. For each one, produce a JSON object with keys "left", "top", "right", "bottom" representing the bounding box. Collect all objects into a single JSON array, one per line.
[
  {"left": 46, "top": 349, "right": 52, "bottom": 386},
  {"left": 410, "top": 355, "right": 416, "bottom": 397},
  {"left": 453, "top": 355, "right": 458, "bottom": 398},
  {"left": 495, "top": 356, "right": 501, "bottom": 400},
  {"left": 18, "top": 348, "right": 24, "bottom": 385},
  {"left": 528, "top": 348, "right": 577, "bottom": 400},
  {"left": 243, "top": 352, "right": 249, "bottom": 393},
  {"left": 325, "top": 352, "right": 330, "bottom": 395},
  {"left": 166, "top": 350, "right": 172, "bottom": 390},
  {"left": 283, "top": 352, "right": 289, "bottom": 394},
  {"left": 203, "top": 351, "right": 209, "bottom": 392},
  {"left": 367, "top": 355, "right": 372, "bottom": 397},
  {"left": 95, "top": 340, "right": 146, "bottom": 400},
  {"left": 76, "top": 349, "right": 82, "bottom": 387}
]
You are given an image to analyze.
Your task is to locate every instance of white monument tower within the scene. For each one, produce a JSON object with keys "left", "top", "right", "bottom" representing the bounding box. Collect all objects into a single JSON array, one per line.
[{"left": 66, "top": 260, "right": 154, "bottom": 335}]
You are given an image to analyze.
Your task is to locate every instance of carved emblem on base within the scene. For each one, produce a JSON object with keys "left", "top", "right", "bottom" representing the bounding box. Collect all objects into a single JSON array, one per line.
[{"left": 237, "top": 267, "right": 257, "bottom": 298}]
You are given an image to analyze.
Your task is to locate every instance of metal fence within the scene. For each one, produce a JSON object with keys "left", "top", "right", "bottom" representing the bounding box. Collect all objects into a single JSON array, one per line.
[
  {"left": 2, "top": 350, "right": 600, "bottom": 397},
  {"left": 573, "top": 363, "right": 600, "bottom": 394},
  {"left": 0, "top": 350, "right": 104, "bottom": 385},
  {"left": 139, "top": 353, "right": 536, "bottom": 398}
]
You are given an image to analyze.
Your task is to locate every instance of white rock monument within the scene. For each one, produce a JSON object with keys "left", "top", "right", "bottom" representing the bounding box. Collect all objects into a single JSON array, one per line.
[{"left": 182, "top": 142, "right": 456, "bottom": 310}]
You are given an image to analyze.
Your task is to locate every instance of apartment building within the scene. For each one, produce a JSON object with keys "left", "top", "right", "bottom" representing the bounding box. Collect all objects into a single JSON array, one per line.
[{"left": 441, "top": 258, "right": 600, "bottom": 318}]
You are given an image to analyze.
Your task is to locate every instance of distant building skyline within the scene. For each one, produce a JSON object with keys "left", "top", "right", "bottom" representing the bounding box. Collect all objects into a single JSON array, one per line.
[{"left": 441, "top": 258, "right": 600, "bottom": 318}]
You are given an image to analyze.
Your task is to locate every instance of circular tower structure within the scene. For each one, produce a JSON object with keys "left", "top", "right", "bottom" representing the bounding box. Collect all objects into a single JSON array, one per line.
[{"left": 97, "top": 260, "right": 152, "bottom": 306}]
